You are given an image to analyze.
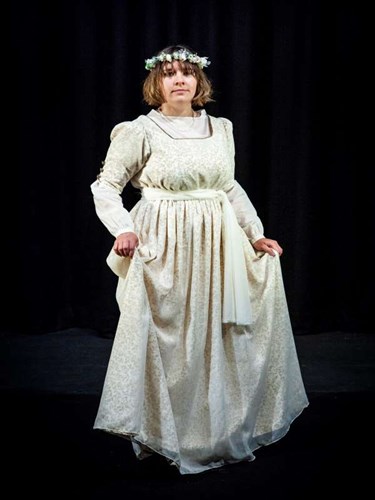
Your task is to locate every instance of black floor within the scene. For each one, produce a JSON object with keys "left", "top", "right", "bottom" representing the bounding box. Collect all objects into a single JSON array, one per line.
[{"left": 1, "top": 329, "right": 374, "bottom": 499}]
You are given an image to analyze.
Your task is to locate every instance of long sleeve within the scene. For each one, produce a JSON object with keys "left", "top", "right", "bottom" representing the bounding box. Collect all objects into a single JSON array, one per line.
[
  {"left": 220, "top": 117, "right": 265, "bottom": 244},
  {"left": 90, "top": 120, "right": 150, "bottom": 237},
  {"left": 225, "top": 181, "right": 265, "bottom": 244}
]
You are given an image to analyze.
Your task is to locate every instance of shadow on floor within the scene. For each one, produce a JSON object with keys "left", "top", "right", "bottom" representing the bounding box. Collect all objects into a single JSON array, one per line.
[
  {"left": 1, "top": 329, "right": 374, "bottom": 499},
  {"left": 2, "top": 390, "right": 373, "bottom": 499}
]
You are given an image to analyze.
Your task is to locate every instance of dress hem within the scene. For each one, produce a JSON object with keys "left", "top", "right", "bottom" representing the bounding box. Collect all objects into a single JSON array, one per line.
[{"left": 93, "top": 400, "right": 310, "bottom": 475}]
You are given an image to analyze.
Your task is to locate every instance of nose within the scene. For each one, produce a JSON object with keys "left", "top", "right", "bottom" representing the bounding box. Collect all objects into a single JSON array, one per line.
[{"left": 174, "top": 71, "right": 186, "bottom": 85}]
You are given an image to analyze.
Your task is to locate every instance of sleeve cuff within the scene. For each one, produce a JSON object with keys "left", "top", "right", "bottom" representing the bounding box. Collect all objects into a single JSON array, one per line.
[{"left": 114, "top": 225, "right": 135, "bottom": 238}]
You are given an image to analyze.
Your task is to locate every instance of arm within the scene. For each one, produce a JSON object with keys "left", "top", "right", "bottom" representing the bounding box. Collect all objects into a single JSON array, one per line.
[
  {"left": 225, "top": 181, "right": 282, "bottom": 256},
  {"left": 225, "top": 180, "right": 265, "bottom": 244},
  {"left": 221, "top": 118, "right": 282, "bottom": 257},
  {"left": 90, "top": 120, "right": 150, "bottom": 257}
]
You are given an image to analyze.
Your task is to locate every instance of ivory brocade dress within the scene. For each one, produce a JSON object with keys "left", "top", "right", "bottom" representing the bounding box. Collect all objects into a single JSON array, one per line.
[{"left": 90, "top": 109, "right": 309, "bottom": 475}]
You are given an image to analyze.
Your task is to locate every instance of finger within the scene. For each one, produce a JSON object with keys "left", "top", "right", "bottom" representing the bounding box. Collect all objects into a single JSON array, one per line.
[
  {"left": 269, "top": 242, "right": 282, "bottom": 256},
  {"left": 263, "top": 245, "right": 274, "bottom": 256},
  {"left": 119, "top": 246, "right": 128, "bottom": 257},
  {"left": 115, "top": 246, "right": 123, "bottom": 256},
  {"left": 263, "top": 244, "right": 276, "bottom": 256}
]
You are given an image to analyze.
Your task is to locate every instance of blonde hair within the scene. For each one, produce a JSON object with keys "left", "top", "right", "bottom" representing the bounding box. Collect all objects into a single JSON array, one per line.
[{"left": 142, "top": 45, "right": 214, "bottom": 108}]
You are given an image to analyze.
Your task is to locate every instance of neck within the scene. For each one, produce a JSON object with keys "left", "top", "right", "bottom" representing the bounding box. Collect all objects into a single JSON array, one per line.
[{"left": 159, "top": 104, "right": 195, "bottom": 117}]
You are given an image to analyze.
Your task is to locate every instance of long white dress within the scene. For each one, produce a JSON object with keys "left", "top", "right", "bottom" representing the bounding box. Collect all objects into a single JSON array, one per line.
[{"left": 90, "top": 109, "right": 309, "bottom": 475}]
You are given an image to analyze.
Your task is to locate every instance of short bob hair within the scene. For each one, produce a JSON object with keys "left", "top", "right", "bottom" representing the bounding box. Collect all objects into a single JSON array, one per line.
[{"left": 143, "top": 45, "right": 214, "bottom": 108}]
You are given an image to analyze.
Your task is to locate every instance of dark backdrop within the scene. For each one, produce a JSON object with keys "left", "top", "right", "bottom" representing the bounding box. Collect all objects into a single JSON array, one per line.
[{"left": 8, "top": 0, "right": 371, "bottom": 335}]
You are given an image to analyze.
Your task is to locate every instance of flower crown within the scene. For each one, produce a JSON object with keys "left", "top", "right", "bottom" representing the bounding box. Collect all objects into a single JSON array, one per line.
[{"left": 145, "top": 49, "right": 211, "bottom": 71}]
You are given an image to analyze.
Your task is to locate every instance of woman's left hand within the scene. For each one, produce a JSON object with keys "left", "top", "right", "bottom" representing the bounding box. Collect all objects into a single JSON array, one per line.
[{"left": 252, "top": 237, "right": 283, "bottom": 257}]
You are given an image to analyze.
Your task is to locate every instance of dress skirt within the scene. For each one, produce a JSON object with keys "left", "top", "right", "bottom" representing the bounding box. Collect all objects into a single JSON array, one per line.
[{"left": 93, "top": 196, "right": 309, "bottom": 475}]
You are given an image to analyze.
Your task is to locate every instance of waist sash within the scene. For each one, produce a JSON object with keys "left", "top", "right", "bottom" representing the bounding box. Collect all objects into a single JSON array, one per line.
[{"left": 142, "top": 187, "right": 252, "bottom": 326}]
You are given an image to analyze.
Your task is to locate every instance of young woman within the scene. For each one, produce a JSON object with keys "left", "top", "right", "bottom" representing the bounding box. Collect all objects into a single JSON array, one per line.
[{"left": 90, "top": 44, "right": 308, "bottom": 475}]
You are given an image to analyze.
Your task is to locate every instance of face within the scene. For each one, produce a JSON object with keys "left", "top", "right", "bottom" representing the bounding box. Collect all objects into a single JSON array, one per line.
[{"left": 160, "top": 61, "right": 198, "bottom": 106}]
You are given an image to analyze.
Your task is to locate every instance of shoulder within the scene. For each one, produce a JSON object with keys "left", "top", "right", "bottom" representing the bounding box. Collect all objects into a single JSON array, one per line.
[
  {"left": 218, "top": 116, "right": 233, "bottom": 132},
  {"left": 207, "top": 115, "right": 233, "bottom": 133},
  {"left": 208, "top": 115, "right": 235, "bottom": 154},
  {"left": 109, "top": 116, "right": 148, "bottom": 141}
]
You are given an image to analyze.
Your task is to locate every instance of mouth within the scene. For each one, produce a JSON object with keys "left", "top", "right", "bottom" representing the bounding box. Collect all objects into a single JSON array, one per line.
[{"left": 172, "top": 89, "right": 188, "bottom": 93}]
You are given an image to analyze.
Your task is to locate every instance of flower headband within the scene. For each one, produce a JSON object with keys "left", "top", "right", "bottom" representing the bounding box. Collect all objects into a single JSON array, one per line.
[{"left": 145, "top": 49, "right": 211, "bottom": 71}]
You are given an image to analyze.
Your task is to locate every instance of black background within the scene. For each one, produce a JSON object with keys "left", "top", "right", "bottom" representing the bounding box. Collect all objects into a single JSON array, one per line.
[{"left": 8, "top": 0, "right": 372, "bottom": 336}]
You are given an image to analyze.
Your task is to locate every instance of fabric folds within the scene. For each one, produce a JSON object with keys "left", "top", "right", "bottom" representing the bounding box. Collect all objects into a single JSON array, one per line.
[{"left": 92, "top": 111, "right": 309, "bottom": 474}]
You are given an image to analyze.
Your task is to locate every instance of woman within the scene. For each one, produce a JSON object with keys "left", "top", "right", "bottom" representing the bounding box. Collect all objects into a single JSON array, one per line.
[{"left": 90, "top": 45, "right": 309, "bottom": 475}]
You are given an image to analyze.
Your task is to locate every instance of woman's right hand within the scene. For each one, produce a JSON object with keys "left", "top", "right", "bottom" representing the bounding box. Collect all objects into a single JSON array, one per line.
[{"left": 113, "top": 232, "right": 139, "bottom": 258}]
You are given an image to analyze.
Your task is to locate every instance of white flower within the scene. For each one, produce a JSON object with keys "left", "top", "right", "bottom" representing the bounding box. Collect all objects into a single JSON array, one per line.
[{"left": 145, "top": 49, "right": 211, "bottom": 71}]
